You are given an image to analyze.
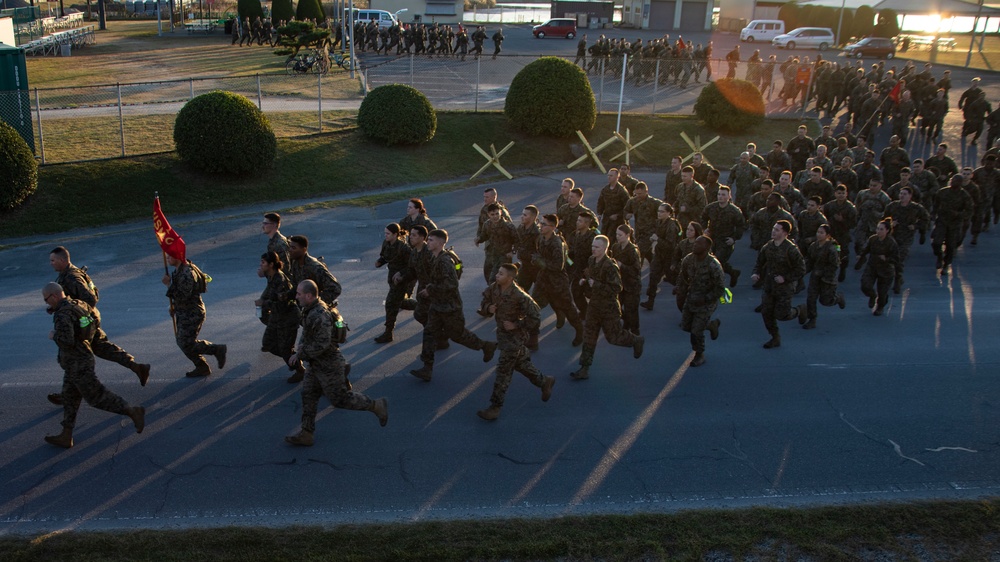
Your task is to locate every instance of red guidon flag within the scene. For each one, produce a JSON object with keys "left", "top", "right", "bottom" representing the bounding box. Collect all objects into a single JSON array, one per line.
[
  {"left": 153, "top": 197, "right": 186, "bottom": 262},
  {"left": 888, "top": 81, "right": 902, "bottom": 104}
]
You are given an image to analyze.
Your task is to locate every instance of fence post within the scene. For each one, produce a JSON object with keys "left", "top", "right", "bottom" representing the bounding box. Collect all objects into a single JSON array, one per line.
[
  {"left": 651, "top": 60, "right": 660, "bottom": 115},
  {"left": 598, "top": 59, "right": 605, "bottom": 114},
  {"left": 318, "top": 72, "right": 323, "bottom": 133},
  {"left": 616, "top": 52, "right": 627, "bottom": 133},
  {"left": 256, "top": 74, "right": 263, "bottom": 110},
  {"left": 189, "top": 77, "right": 194, "bottom": 100},
  {"left": 117, "top": 82, "right": 125, "bottom": 157},
  {"left": 475, "top": 55, "right": 481, "bottom": 113},
  {"left": 409, "top": 53, "right": 414, "bottom": 87},
  {"left": 34, "top": 88, "right": 45, "bottom": 164}
]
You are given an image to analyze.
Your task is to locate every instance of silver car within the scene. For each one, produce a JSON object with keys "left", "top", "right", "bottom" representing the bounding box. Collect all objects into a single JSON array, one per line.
[{"left": 772, "top": 27, "right": 836, "bottom": 51}]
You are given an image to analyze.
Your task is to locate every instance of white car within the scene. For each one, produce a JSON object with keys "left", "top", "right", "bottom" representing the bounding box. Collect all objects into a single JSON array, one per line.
[{"left": 772, "top": 27, "right": 836, "bottom": 51}]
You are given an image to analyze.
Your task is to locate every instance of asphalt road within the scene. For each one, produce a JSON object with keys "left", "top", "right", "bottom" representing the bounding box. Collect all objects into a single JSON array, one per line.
[{"left": 1, "top": 158, "right": 999, "bottom": 534}]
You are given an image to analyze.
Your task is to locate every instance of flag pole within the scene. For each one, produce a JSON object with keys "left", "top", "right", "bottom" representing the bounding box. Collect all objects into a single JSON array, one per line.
[{"left": 156, "top": 193, "right": 178, "bottom": 336}]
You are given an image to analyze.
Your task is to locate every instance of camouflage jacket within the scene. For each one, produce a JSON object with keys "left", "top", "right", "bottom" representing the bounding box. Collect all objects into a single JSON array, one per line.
[
  {"left": 677, "top": 253, "right": 725, "bottom": 306},
  {"left": 297, "top": 298, "right": 336, "bottom": 362},
  {"left": 480, "top": 281, "right": 541, "bottom": 340},
  {"left": 610, "top": 241, "right": 642, "bottom": 292},
  {"left": 290, "top": 254, "right": 342, "bottom": 305},
  {"left": 806, "top": 240, "right": 840, "bottom": 284}
]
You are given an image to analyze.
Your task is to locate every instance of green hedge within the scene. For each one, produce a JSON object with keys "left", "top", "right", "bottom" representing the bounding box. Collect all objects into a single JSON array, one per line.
[
  {"left": 237, "top": 0, "right": 264, "bottom": 21},
  {"left": 358, "top": 84, "right": 437, "bottom": 146},
  {"left": 173, "top": 91, "right": 276, "bottom": 175},
  {"left": 504, "top": 57, "right": 595, "bottom": 138},
  {"left": 693, "top": 79, "right": 765, "bottom": 133},
  {"left": 0, "top": 120, "right": 38, "bottom": 212},
  {"left": 295, "top": 0, "right": 326, "bottom": 22},
  {"left": 271, "top": 0, "right": 294, "bottom": 24}
]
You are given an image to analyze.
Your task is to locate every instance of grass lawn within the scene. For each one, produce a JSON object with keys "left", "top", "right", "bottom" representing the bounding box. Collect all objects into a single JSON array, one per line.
[
  {"left": 0, "top": 499, "right": 998, "bottom": 560},
  {"left": 0, "top": 114, "right": 812, "bottom": 240}
]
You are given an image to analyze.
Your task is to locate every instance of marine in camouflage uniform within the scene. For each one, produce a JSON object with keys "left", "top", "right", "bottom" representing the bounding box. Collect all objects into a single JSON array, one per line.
[
  {"left": 476, "top": 188, "right": 512, "bottom": 282},
  {"left": 749, "top": 195, "right": 796, "bottom": 251},
  {"left": 932, "top": 177, "right": 974, "bottom": 275},
  {"left": 262, "top": 212, "right": 291, "bottom": 269},
  {"left": 752, "top": 221, "right": 806, "bottom": 348},
  {"left": 567, "top": 213, "right": 599, "bottom": 318},
  {"left": 411, "top": 230, "right": 497, "bottom": 381},
  {"left": 288, "top": 236, "right": 342, "bottom": 306},
  {"left": 700, "top": 187, "right": 745, "bottom": 287},
  {"left": 852, "top": 180, "right": 891, "bottom": 259},
  {"left": 374, "top": 225, "right": 412, "bottom": 343},
  {"left": 642, "top": 205, "right": 682, "bottom": 309},
  {"left": 571, "top": 236, "right": 644, "bottom": 380},
  {"left": 49, "top": 247, "right": 150, "bottom": 391},
  {"left": 596, "top": 169, "right": 630, "bottom": 236},
  {"left": 728, "top": 153, "right": 761, "bottom": 211},
  {"left": 622, "top": 182, "right": 662, "bottom": 267},
  {"left": 822, "top": 187, "right": 859, "bottom": 282},
  {"left": 610, "top": 231, "right": 642, "bottom": 334},
  {"left": 799, "top": 226, "right": 845, "bottom": 330},
  {"left": 673, "top": 169, "right": 707, "bottom": 230},
  {"left": 883, "top": 188, "right": 930, "bottom": 292},
  {"left": 42, "top": 283, "right": 144, "bottom": 449},
  {"left": 530, "top": 215, "right": 584, "bottom": 346},
  {"left": 476, "top": 203, "right": 519, "bottom": 285},
  {"left": 164, "top": 257, "right": 227, "bottom": 377},
  {"left": 514, "top": 213, "right": 542, "bottom": 294},
  {"left": 674, "top": 236, "right": 724, "bottom": 366},
  {"left": 855, "top": 221, "right": 900, "bottom": 315},
  {"left": 475, "top": 264, "right": 555, "bottom": 420},
  {"left": 285, "top": 281, "right": 387, "bottom": 447},
  {"left": 257, "top": 252, "right": 301, "bottom": 382}
]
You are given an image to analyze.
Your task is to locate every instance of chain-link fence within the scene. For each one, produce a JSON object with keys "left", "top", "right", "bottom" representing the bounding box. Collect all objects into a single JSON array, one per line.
[{"left": 1, "top": 55, "right": 822, "bottom": 164}]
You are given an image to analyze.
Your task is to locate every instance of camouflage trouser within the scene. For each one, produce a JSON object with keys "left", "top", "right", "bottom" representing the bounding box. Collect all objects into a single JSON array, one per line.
[
  {"left": 570, "top": 273, "right": 590, "bottom": 318},
  {"left": 91, "top": 327, "right": 134, "bottom": 368},
  {"left": 894, "top": 237, "right": 915, "bottom": 289},
  {"left": 932, "top": 221, "right": 962, "bottom": 266},
  {"left": 646, "top": 249, "right": 672, "bottom": 300},
  {"left": 761, "top": 283, "right": 796, "bottom": 335},
  {"left": 620, "top": 286, "right": 641, "bottom": 334},
  {"left": 420, "top": 308, "right": 486, "bottom": 366},
  {"left": 59, "top": 355, "right": 130, "bottom": 430},
  {"left": 636, "top": 236, "right": 653, "bottom": 267},
  {"left": 175, "top": 307, "right": 219, "bottom": 370},
  {"left": 300, "top": 350, "right": 372, "bottom": 434},
  {"left": 861, "top": 266, "right": 894, "bottom": 310},
  {"left": 484, "top": 249, "right": 506, "bottom": 284},
  {"left": 580, "top": 300, "right": 635, "bottom": 366},
  {"left": 681, "top": 301, "right": 717, "bottom": 353},
  {"left": 806, "top": 275, "right": 839, "bottom": 319},
  {"left": 384, "top": 280, "right": 408, "bottom": 328},
  {"left": 489, "top": 332, "right": 544, "bottom": 407},
  {"left": 713, "top": 242, "right": 738, "bottom": 278},
  {"left": 515, "top": 263, "right": 538, "bottom": 294},
  {"left": 532, "top": 273, "right": 581, "bottom": 326},
  {"left": 262, "top": 319, "right": 298, "bottom": 363}
]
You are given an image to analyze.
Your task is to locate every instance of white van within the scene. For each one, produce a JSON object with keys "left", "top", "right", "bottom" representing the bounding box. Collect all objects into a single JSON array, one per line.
[
  {"left": 740, "top": 20, "right": 785, "bottom": 43},
  {"left": 346, "top": 8, "right": 399, "bottom": 27}
]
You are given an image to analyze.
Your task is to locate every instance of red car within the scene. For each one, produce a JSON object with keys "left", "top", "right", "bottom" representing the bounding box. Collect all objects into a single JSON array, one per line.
[{"left": 532, "top": 18, "right": 578, "bottom": 39}]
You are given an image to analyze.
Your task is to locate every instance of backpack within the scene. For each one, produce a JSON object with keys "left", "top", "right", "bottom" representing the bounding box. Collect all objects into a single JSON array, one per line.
[
  {"left": 188, "top": 262, "right": 212, "bottom": 293},
  {"left": 80, "top": 266, "right": 100, "bottom": 303},
  {"left": 443, "top": 246, "right": 464, "bottom": 279},
  {"left": 66, "top": 299, "right": 97, "bottom": 343}
]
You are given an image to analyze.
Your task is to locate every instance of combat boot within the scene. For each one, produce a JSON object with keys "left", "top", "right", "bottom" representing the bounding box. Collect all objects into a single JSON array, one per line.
[
  {"left": 409, "top": 364, "right": 433, "bottom": 382},
  {"left": 571, "top": 320, "right": 584, "bottom": 347},
  {"left": 128, "top": 406, "right": 146, "bottom": 433},
  {"left": 400, "top": 298, "right": 417, "bottom": 311},
  {"left": 215, "top": 345, "right": 228, "bottom": 369},
  {"left": 730, "top": 269, "right": 741, "bottom": 288},
  {"left": 285, "top": 430, "right": 314, "bottom": 447},
  {"left": 633, "top": 335, "right": 645, "bottom": 359},
  {"left": 803, "top": 318, "right": 817, "bottom": 330},
  {"left": 47, "top": 393, "right": 63, "bottom": 406},
  {"left": 690, "top": 352, "right": 706, "bottom": 367},
  {"left": 482, "top": 341, "right": 497, "bottom": 362},
  {"left": 555, "top": 310, "right": 566, "bottom": 329},
  {"left": 540, "top": 376, "right": 555, "bottom": 402},
  {"left": 370, "top": 398, "right": 389, "bottom": 427},
  {"left": 796, "top": 304, "right": 808, "bottom": 325},
  {"left": 708, "top": 318, "right": 721, "bottom": 341},
  {"left": 186, "top": 365, "right": 212, "bottom": 378},
  {"left": 763, "top": 332, "right": 781, "bottom": 349},
  {"left": 867, "top": 294, "right": 876, "bottom": 309},
  {"left": 44, "top": 427, "right": 73, "bottom": 449},
  {"left": 640, "top": 298, "right": 654, "bottom": 310},
  {"left": 836, "top": 292, "right": 846, "bottom": 309},
  {"left": 374, "top": 327, "right": 394, "bottom": 344},
  {"left": 838, "top": 267, "right": 847, "bottom": 282},
  {"left": 477, "top": 404, "right": 502, "bottom": 421},
  {"left": 570, "top": 366, "right": 590, "bottom": 380},
  {"left": 286, "top": 363, "right": 305, "bottom": 384},
  {"left": 130, "top": 362, "right": 151, "bottom": 387}
]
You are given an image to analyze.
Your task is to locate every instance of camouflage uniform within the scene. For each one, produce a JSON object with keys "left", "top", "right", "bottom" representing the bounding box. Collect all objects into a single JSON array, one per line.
[
  {"left": 858, "top": 234, "right": 900, "bottom": 312},
  {"left": 567, "top": 225, "right": 598, "bottom": 317},
  {"left": 701, "top": 201, "right": 745, "bottom": 280},
  {"left": 556, "top": 203, "right": 595, "bottom": 239},
  {"left": 796, "top": 209, "right": 828, "bottom": 248},
  {"left": 290, "top": 254, "right": 342, "bottom": 306},
  {"left": 377, "top": 237, "right": 412, "bottom": 331},
  {"left": 167, "top": 261, "right": 224, "bottom": 372},
  {"left": 623, "top": 194, "right": 663, "bottom": 265},
  {"left": 753, "top": 238, "right": 806, "bottom": 338},
  {"left": 476, "top": 201, "right": 512, "bottom": 282},
  {"left": 972, "top": 165, "right": 1000, "bottom": 227},
  {"left": 596, "top": 181, "right": 630, "bottom": 236},
  {"left": 259, "top": 269, "right": 299, "bottom": 362},
  {"left": 676, "top": 252, "right": 725, "bottom": 353},
  {"left": 610, "top": 240, "right": 642, "bottom": 334},
  {"left": 674, "top": 180, "right": 707, "bottom": 230},
  {"left": 514, "top": 221, "right": 541, "bottom": 292},
  {"left": 645, "top": 217, "right": 682, "bottom": 303},
  {"left": 419, "top": 252, "right": 489, "bottom": 368},
  {"left": 267, "top": 233, "right": 291, "bottom": 270},
  {"left": 52, "top": 298, "right": 131, "bottom": 430},
  {"left": 578, "top": 256, "right": 638, "bottom": 369},
  {"left": 822, "top": 198, "right": 859, "bottom": 277},
  {"left": 297, "top": 298, "right": 373, "bottom": 434},
  {"left": 804, "top": 239, "right": 842, "bottom": 321},
  {"left": 880, "top": 146, "right": 910, "bottom": 187},
  {"left": 883, "top": 201, "right": 930, "bottom": 290},
  {"left": 56, "top": 264, "right": 142, "bottom": 373},
  {"left": 479, "top": 282, "right": 546, "bottom": 407},
  {"left": 853, "top": 189, "right": 891, "bottom": 255},
  {"left": 749, "top": 207, "right": 796, "bottom": 251},
  {"left": 932, "top": 185, "right": 974, "bottom": 269},
  {"left": 477, "top": 218, "right": 518, "bottom": 284},
  {"left": 728, "top": 162, "right": 760, "bottom": 211},
  {"left": 531, "top": 233, "right": 583, "bottom": 331}
]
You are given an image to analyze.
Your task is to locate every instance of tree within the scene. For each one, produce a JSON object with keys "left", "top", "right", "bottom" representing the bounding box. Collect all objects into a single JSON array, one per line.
[
  {"left": 853, "top": 5, "right": 876, "bottom": 39},
  {"left": 273, "top": 20, "right": 330, "bottom": 57},
  {"left": 271, "top": 0, "right": 294, "bottom": 24},
  {"left": 296, "top": 0, "right": 326, "bottom": 21},
  {"left": 778, "top": 3, "right": 800, "bottom": 32},
  {"left": 694, "top": 79, "right": 764, "bottom": 133},
  {"left": 237, "top": 0, "right": 264, "bottom": 21},
  {"left": 873, "top": 9, "right": 901, "bottom": 38}
]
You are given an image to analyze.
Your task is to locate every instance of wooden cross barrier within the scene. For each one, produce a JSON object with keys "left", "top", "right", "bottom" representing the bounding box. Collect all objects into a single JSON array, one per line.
[
  {"left": 471, "top": 142, "right": 515, "bottom": 180},
  {"left": 567, "top": 130, "right": 619, "bottom": 174},
  {"left": 679, "top": 131, "right": 721, "bottom": 165},
  {"left": 608, "top": 128, "right": 654, "bottom": 165}
]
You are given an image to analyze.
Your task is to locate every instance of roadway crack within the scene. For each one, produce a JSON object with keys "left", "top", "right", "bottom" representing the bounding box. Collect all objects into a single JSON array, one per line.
[
  {"left": 715, "top": 423, "right": 773, "bottom": 487},
  {"left": 829, "top": 399, "right": 930, "bottom": 468},
  {"left": 398, "top": 451, "right": 414, "bottom": 486},
  {"left": 497, "top": 452, "right": 545, "bottom": 465}
]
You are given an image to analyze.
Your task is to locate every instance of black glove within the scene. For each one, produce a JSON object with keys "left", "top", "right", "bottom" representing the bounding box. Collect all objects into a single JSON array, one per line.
[{"left": 919, "top": 232, "right": 926, "bottom": 245}]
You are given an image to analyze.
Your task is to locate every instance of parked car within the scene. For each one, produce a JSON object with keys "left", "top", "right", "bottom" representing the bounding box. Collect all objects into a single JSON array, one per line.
[
  {"left": 772, "top": 27, "right": 836, "bottom": 51},
  {"left": 841, "top": 37, "right": 896, "bottom": 59},
  {"left": 740, "top": 20, "right": 785, "bottom": 43},
  {"left": 532, "top": 18, "right": 577, "bottom": 39}
]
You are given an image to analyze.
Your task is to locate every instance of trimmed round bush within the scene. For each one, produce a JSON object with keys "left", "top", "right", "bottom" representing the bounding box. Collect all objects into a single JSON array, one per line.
[
  {"left": 693, "top": 79, "right": 765, "bottom": 133},
  {"left": 271, "top": 0, "right": 294, "bottom": 24},
  {"left": 358, "top": 84, "right": 437, "bottom": 146},
  {"left": 0, "top": 120, "right": 38, "bottom": 212},
  {"left": 237, "top": 0, "right": 264, "bottom": 20},
  {"left": 174, "top": 91, "right": 276, "bottom": 175},
  {"left": 504, "top": 56, "right": 595, "bottom": 138},
  {"left": 295, "top": 0, "right": 326, "bottom": 22}
]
